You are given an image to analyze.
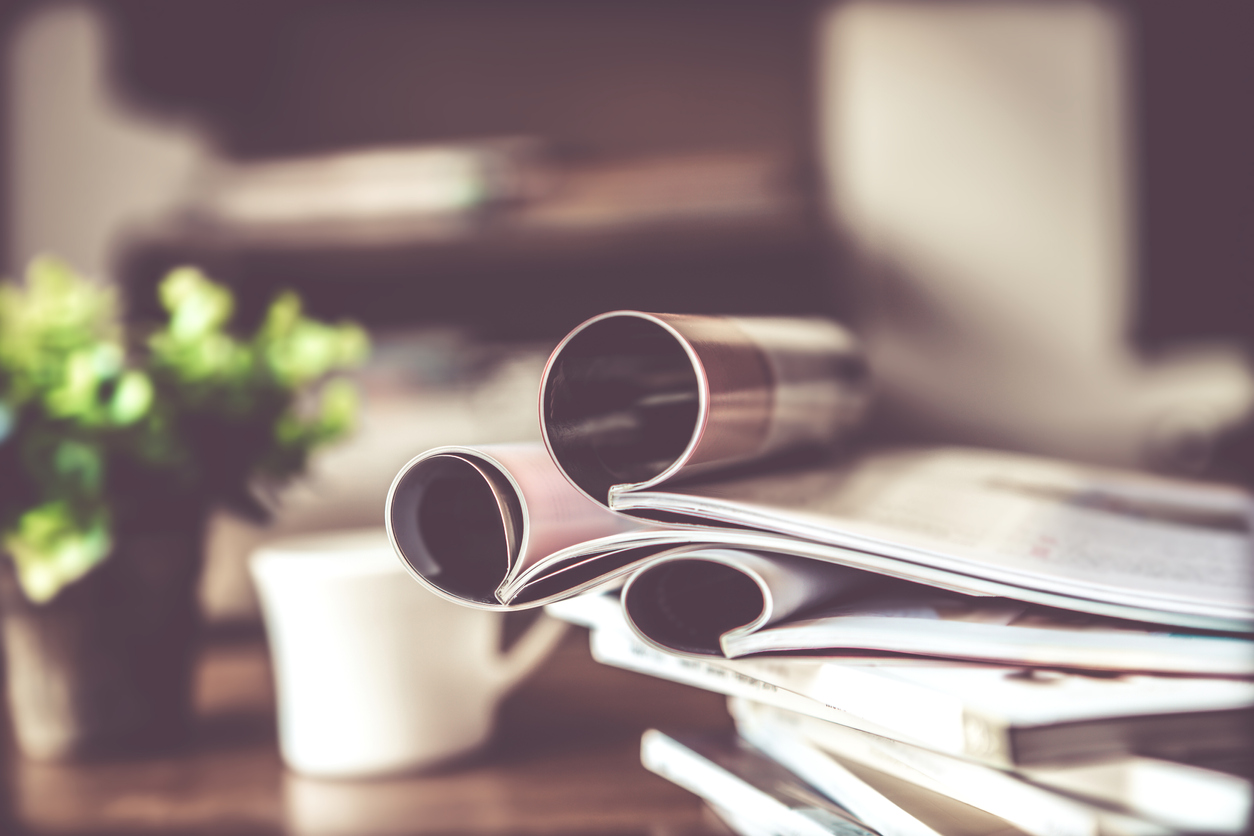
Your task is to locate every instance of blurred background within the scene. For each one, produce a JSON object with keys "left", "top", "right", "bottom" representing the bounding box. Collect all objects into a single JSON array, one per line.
[{"left": 0, "top": 0, "right": 1249, "bottom": 622}]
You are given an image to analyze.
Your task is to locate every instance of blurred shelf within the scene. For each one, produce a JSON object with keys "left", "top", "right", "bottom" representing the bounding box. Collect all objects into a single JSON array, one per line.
[
  {"left": 4, "top": 628, "right": 735, "bottom": 836},
  {"left": 117, "top": 152, "right": 839, "bottom": 340}
]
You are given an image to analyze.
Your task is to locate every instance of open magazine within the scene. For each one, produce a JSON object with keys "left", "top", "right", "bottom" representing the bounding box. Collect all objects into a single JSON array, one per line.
[{"left": 385, "top": 311, "right": 1254, "bottom": 660}]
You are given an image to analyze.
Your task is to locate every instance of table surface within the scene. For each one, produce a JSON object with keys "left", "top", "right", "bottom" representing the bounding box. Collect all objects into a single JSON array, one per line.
[{"left": 3, "top": 627, "right": 736, "bottom": 836}]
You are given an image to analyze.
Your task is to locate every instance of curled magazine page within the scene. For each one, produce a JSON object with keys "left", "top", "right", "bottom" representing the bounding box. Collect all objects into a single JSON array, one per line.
[
  {"left": 620, "top": 550, "right": 872, "bottom": 657},
  {"left": 386, "top": 443, "right": 645, "bottom": 608},
  {"left": 385, "top": 439, "right": 1254, "bottom": 631},
  {"left": 386, "top": 311, "right": 1253, "bottom": 636},
  {"left": 540, "top": 310, "right": 869, "bottom": 505}
]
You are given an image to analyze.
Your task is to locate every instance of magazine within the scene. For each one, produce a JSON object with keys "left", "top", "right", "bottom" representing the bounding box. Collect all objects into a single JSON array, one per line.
[
  {"left": 386, "top": 312, "right": 1254, "bottom": 634},
  {"left": 642, "top": 728, "right": 1092, "bottom": 836},
  {"left": 732, "top": 699, "right": 1251, "bottom": 836},
  {"left": 639, "top": 729, "right": 880, "bottom": 836},
  {"left": 623, "top": 578, "right": 1254, "bottom": 675},
  {"left": 387, "top": 441, "right": 1254, "bottom": 634},
  {"left": 545, "top": 593, "right": 1254, "bottom": 769}
]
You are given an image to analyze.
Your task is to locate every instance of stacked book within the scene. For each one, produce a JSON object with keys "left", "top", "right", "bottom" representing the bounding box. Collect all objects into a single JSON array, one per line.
[
  {"left": 547, "top": 591, "right": 1252, "bottom": 836},
  {"left": 384, "top": 311, "right": 1254, "bottom": 836}
]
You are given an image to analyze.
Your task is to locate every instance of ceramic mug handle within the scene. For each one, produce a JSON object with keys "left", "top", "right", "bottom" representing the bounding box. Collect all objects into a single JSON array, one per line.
[{"left": 492, "top": 613, "right": 567, "bottom": 690}]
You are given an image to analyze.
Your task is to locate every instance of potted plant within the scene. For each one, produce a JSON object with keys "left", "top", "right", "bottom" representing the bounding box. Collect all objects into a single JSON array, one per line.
[{"left": 0, "top": 256, "right": 368, "bottom": 760}]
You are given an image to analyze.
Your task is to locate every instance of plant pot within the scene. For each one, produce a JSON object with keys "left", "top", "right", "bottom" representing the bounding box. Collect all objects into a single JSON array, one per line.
[{"left": 0, "top": 521, "right": 205, "bottom": 761}]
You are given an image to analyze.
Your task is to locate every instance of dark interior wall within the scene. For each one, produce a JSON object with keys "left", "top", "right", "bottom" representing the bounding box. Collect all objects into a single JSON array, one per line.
[
  {"left": 0, "top": 0, "right": 39, "bottom": 277},
  {"left": 1131, "top": 0, "right": 1254, "bottom": 350},
  {"left": 96, "top": 0, "right": 834, "bottom": 339},
  {"left": 11, "top": 0, "right": 1245, "bottom": 344},
  {"left": 100, "top": 0, "right": 818, "bottom": 162}
]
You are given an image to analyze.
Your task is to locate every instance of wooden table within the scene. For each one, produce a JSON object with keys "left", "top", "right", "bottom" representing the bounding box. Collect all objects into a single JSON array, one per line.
[{"left": 4, "top": 628, "right": 736, "bottom": 836}]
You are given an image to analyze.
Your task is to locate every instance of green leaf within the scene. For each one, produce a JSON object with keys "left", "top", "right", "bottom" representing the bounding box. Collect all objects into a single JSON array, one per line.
[
  {"left": 108, "top": 370, "right": 153, "bottom": 425},
  {"left": 318, "top": 378, "right": 360, "bottom": 433},
  {"left": 4, "top": 502, "right": 111, "bottom": 603},
  {"left": 53, "top": 439, "right": 104, "bottom": 493},
  {"left": 159, "top": 266, "right": 234, "bottom": 338},
  {"left": 260, "top": 291, "right": 302, "bottom": 339}
]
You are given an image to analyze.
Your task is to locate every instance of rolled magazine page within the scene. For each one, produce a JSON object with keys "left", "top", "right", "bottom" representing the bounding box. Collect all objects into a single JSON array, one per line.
[
  {"left": 540, "top": 311, "right": 869, "bottom": 505},
  {"left": 620, "top": 550, "right": 872, "bottom": 656},
  {"left": 385, "top": 310, "right": 1254, "bottom": 633},
  {"left": 385, "top": 443, "right": 642, "bottom": 608},
  {"left": 385, "top": 440, "right": 1254, "bottom": 630}
]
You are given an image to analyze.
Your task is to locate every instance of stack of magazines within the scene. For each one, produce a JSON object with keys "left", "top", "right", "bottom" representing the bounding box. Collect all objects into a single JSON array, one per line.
[{"left": 385, "top": 311, "right": 1254, "bottom": 836}]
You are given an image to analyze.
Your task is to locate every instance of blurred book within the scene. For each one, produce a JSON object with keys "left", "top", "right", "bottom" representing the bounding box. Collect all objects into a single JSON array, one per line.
[
  {"left": 178, "top": 138, "right": 547, "bottom": 247},
  {"left": 168, "top": 143, "right": 803, "bottom": 249},
  {"left": 516, "top": 151, "right": 801, "bottom": 232},
  {"left": 642, "top": 728, "right": 1032, "bottom": 836},
  {"left": 732, "top": 698, "right": 1251, "bottom": 836},
  {"left": 624, "top": 621, "right": 1252, "bottom": 835},
  {"left": 640, "top": 728, "right": 884, "bottom": 836}
]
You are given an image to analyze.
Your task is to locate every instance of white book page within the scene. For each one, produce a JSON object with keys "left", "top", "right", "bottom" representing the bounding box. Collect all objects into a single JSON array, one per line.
[
  {"left": 617, "top": 447, "right": 1254, "bottom": 620},
  {"left": 1024, "top": 757, "right": 1252, "bottom": 835},
  {"left": 583, "top": 612, "right": 1254, "bottom": 769},
  {"left": 733, "top": 701, "right": 1207, "bottom": 836},
  {"left": 550, "top": 593, "right": 1254, "bottom": 728},
  {"left": 813, "top": 662, "right": 1254, "bottom": 727},
  {"left": 724, "top": 590, "right": 1254, "bottom": 675},
  {"left": 731, "top": 700, "right": 1104, "bottom": 836}
]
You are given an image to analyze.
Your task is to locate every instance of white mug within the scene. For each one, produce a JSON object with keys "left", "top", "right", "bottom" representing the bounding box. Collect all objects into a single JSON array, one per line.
[{"left": 249, "top": 528, "right": 565, "bottom": 778}]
